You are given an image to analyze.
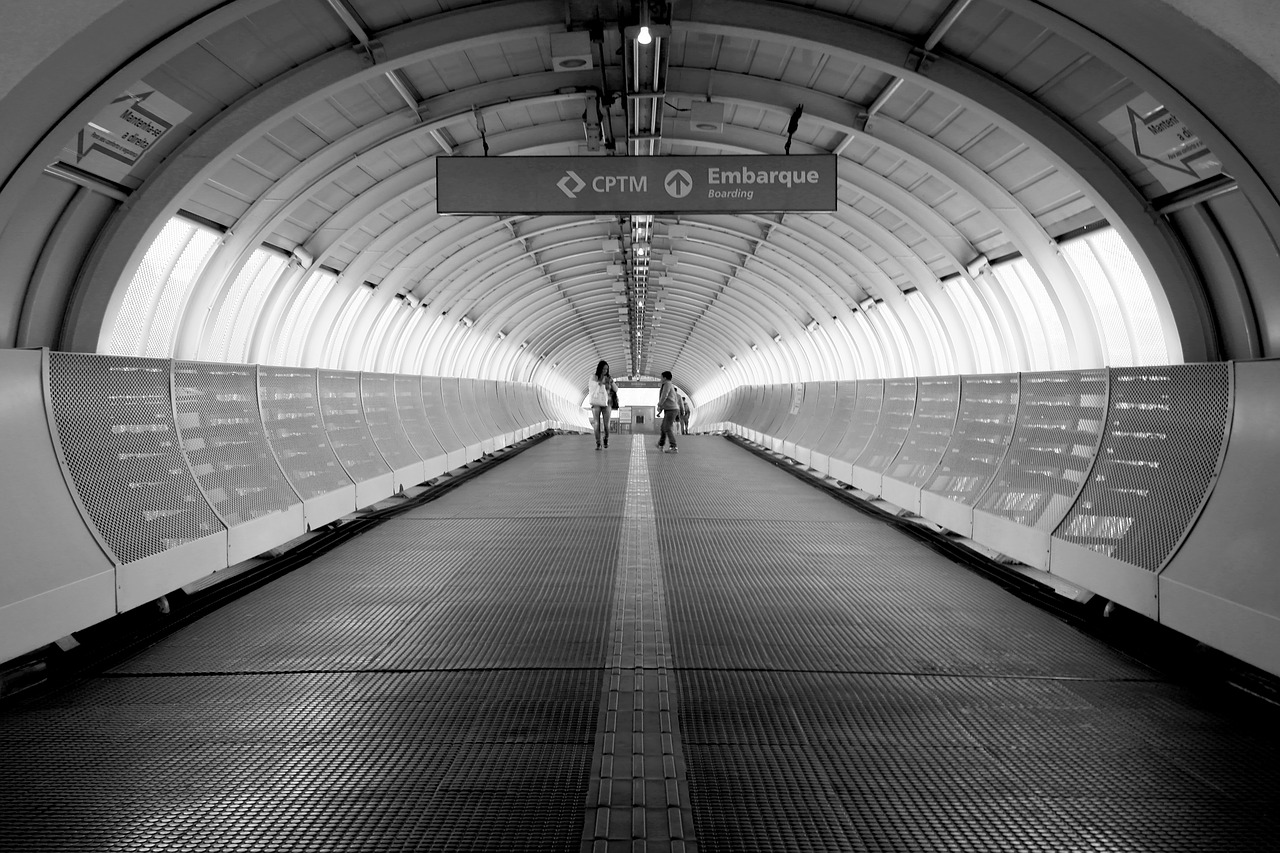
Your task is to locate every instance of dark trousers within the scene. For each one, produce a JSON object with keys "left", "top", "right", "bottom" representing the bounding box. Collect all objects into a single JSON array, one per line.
[{"left": 658, "top": 410, "right": 678, "bottom": 447}]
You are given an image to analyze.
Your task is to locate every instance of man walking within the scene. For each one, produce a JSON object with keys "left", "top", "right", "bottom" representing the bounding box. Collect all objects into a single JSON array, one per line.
[{"left": 657, "top": 370, "right": 680, "bottom": 453}]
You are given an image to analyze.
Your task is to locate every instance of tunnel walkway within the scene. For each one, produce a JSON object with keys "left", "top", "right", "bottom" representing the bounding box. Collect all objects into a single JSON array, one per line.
[{"left": 2, "top": 433, "right": 1278, "bottom": 851}]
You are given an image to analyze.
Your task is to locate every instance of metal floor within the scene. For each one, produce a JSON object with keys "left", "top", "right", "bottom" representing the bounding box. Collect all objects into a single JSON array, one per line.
[{"left": 3, "top": 434, "right": 1279, "bottom": 851}]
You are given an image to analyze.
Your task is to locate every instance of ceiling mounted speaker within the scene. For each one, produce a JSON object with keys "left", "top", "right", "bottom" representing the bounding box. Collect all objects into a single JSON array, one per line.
[
  {"left": 690, "top": 101, "right": 724, "bottom": 133},
  {"left": 551, "top": 32, "right": 593, "bottom": 71}
]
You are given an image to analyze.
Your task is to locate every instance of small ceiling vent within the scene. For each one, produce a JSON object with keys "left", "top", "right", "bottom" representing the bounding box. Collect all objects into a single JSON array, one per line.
[
  {"left": 690, "top": 101, "right": 724, "bottom": 133},
  {"left": 551, "top": 32, "right": 593, "bottom": 72}
]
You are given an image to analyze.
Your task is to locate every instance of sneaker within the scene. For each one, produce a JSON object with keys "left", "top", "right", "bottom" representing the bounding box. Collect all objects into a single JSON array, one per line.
[
  {"left": 670, "top": 447, "right": 679, "bottom": 453},
  {"left": 603, "top": 441, "right": 608, "bottom": 448},
  {"left": 595, "top": 444, "right": 601, "bottom": 451}
]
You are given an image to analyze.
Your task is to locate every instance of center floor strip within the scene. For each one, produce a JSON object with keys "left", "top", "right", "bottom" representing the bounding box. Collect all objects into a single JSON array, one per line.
[{"left": 582, "top": 438, "right": 696, "bottom": 853}]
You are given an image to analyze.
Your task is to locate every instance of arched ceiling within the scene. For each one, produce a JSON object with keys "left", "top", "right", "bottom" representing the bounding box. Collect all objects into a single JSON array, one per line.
[{"left": 2, "top": 0, "right": 1280, "bottom": 403}]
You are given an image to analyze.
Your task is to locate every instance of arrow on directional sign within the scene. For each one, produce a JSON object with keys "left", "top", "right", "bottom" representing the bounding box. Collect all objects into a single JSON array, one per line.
[
  {"left": 1128, "top": 107, "right": 1212, "bottom": 177},
  {"left": 664, "top": 169, "right": 692, "bottom": 198},
  {"left": 557, "top": 170, "right": 585, "bottom": 198}
]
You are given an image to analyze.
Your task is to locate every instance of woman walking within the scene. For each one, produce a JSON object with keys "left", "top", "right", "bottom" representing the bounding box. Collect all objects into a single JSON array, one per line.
[{"left": 589, "top": 360, "right": 618, "bottom": 450}]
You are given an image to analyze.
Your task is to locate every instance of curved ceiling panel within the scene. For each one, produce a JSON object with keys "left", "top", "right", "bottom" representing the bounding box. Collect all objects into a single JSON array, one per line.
[{"left": 3, "top": 0, "right": 1279, "bottom": 404}]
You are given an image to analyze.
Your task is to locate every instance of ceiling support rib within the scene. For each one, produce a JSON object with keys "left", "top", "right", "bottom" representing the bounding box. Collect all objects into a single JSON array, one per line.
[
  {"left": 858, "top": 0, "right": 972, "bottom": 130},
  {"left": 324, "top": 0, "right": 422, "bottom": 117}
]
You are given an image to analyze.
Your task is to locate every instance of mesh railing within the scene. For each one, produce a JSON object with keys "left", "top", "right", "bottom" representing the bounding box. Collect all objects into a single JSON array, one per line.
[
  {"left": 173, "top": 361, "right": 299, "bottom": 525},
  {"left": 975, "top": 370, "right": 1108, "bottom": 531},
  {"left": 855, "top": 378, "right": 918, "bottom": 473},
  {"left": 887, "top": 376, "right": 960, "bottom": 486},
  {"left": 361, "top": 373, "right": 422, "bottom": 473},
  {"left": 48, "top": 353, "right": 225, "bottom": 563},
  {"left": 1053, "top": 364, "right": 1231, "bottom": 571},
  {"left": 924, "top": 374, "right": 1019, "bottom": 506},
  {"left": 259, "top": 366, "right": 353, "bottom": 501},
  {"left": 318, "top": 370, "right": 392, "bottom": 484}
]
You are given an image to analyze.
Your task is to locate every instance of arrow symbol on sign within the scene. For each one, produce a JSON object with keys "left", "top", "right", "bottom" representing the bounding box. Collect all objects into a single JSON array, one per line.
[
  {"left": 664, "top": 169, "right": 692, "bottom": 198},
  {"left": 1127, "top": 106, "right": 1211, "bottom": 177},
  {"left": 558, "top": 170, "right": 586, "bottom": 198}
]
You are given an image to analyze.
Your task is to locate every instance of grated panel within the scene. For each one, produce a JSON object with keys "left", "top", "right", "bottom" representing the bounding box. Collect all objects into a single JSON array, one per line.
[
  {"left": 394, "top": 374, "right": 439, "bottom": 459},
  {"left": 828, "top": 379, "right": 883, "bottom": 466},
  {"left": 360, "top": 372, "right": 422, "bottom": 472},
  {"left": 886, "top": 375, "right": 959, "bottom": 485},
  {"left": 684, "top": 743, "right": 861, "bottom": 852},
  {"left": 770, "top": 383, "right": 807, "bottom": 439},
  {"left": 925, "top": 374, "right": 1019, "bottom": 506},
  {"left": 810, "top": 380, "right": 859, "bottom": 455},
  {"left": 0, "top": 671, "right": 599, "bottom": 853},
  {"left": 854, "top": 378, "right": 918, "bottom": 473},
  {"left": 405, "top": 435, "right": 630, "bottom": 518},
  {"left": 440, "top": 377, "right": 480, "bottom": 446},
  {"left": 975, "top": 369, "right": 1107, "bottom": 530},
  {"left": 789, "top": 381, "right": 839, "bottom": 449},
  {"left": 657, "top": 513, "right": 1151, "bottom": 679},
  {"left": 1053, "top": 364, "right": 1232, "bottom": 570},
  {"left": 258, "top": 366, "right": 352, "bottom": 500},
  {"left": 318, "top": 369, "right": 392, "bottom": 483},
  {"left": 421, "top": 376, "right": 464, "bottom": 453},
  {"left": 471, "top": 379, "right": 507, "bottom": 438},
  {"left": 47, "top": 352, "right": 225, "bottom": 563},
  {"left": 173, "top": 361, "right": 298, "bottom": 525},
  {"left": 5, "top": 433, "right": 1280, "bottom": 852}
]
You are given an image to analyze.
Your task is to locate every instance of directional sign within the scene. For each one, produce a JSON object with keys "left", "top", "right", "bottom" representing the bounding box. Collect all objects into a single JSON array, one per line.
[
  {"left": 437, "top": 155, "right": 837, "bottom": 214},
  {"left": 1099, "top": 94, "right": 1222, "bottom": 193},
  {"left": 59, "top": 87, "right": 190, "bottom": 183}
]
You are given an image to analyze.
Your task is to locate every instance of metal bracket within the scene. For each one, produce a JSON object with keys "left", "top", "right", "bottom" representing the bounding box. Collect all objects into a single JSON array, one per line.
[{"left": 906, "top": 47, "right": 936, "bottom": 75}]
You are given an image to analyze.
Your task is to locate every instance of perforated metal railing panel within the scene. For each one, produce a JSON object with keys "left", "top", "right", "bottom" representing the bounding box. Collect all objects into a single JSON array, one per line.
[
  {"left": 474, "top": 379, "right": 508, "bottom": 436},
  {"left": 422, "top": 376, "right": 465, "bottom": 452},
  {"left": 394, "top": 375, "right": 439, "bottom": 459},
  {"left": 829, "top": 379, "right": 883, "bottom": 464},
  {"left": 258, "top": 366, "right": 353, "bottom": 500},
  {"left": 888, "top": 375, "right": 959, "bottom": 486},
  {"left": 926, "top": 374, "right": 1019, "bottom": 506},
  {"left": 789, "top": 381, "right": 838, "bottom": 449},
  {"left": 440, "top": 377, "right": 480, "bottom": 446},
  {"left": 811, "top": 380, "right": 858, "bottom": 456},
  {"left": 360, "top": 373, "right": 422, "bottom": 472},
  {"left": 318, "top": 369, "right": 392, "bottom": 483},
  {"left": 47, "top": 352, "right": 225, "bottom": 563},
  {"left": 770, "top": 383, "right": 806, "bottom": 439},
  {"left": 854, "top": 377, "right": 918, "bottom": 473},
  {"left": 173, "top": 361, "right": 298, "bottom": 525},
  {"left": 976, "top": 369, "right": 1108, "bottom": 530},
  {"left": 1053, "top": 364, "right": 1232, "bottom": 570}
]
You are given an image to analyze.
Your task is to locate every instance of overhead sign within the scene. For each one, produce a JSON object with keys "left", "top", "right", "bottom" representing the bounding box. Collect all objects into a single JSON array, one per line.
[
  {"left": 60, "top": 87, "right": 190, "bottom": 184},
  {"left": 437, "top": 155, "right": 837, "bottom": 214},
  {"left": 1099, "top": 94, "right": 1223, "bottom": 193}
]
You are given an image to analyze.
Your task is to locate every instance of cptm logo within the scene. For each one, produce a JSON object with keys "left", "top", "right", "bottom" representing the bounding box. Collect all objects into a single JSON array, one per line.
[
  {"left": 557, "top": 170, "right": 651, "bottom": 198},
  {"left": 557, "top": 171, "right": 586, "bottom": 198}
]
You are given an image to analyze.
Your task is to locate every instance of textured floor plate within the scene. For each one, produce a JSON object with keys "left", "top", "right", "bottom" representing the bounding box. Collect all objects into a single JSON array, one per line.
[{"left": 2, "top": 435, "right": 1278, "bottom": 852}]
